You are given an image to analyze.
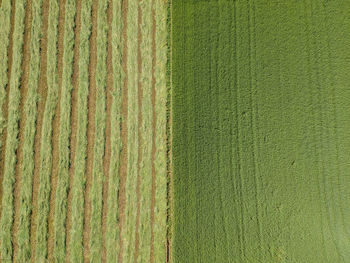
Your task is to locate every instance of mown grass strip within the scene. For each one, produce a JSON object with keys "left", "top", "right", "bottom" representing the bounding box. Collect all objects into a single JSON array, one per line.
[
  {"left": 51, "top": 0, "right": 76, "bottom": 261},
  {"left": 137, "top": 0, "right": 153, "bottom": 262},
  {"left": 153, "top": 0, "right": 168, "bottom": 261},
  {"left": 89, "top": 0, "right": 108, "bottom": 261},
  {"left": 16, "top": 0, "right": 44, "bottom": 261},
  {"left": 0, "top": 0, "right": 12, "bottom": 153},
  {"left": 121, "top": 0, "right": 139, "bottom": 261},
  {"left": 0, "top": 0, "right": 26, "bottom": 260},
  {"left": 68, "top": 0, "right": 92, "bottom": 262},
  {"left": 105, "top": 0, "right": 123, "bottom": 261}
]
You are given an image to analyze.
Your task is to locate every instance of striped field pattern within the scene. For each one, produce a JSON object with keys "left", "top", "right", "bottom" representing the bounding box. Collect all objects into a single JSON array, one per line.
[{"left": 0, "top": 0, "right": 169, "bottom": 262}]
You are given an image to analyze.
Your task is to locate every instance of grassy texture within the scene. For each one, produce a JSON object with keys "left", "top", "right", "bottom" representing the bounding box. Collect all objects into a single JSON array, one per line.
[
  {"left": 0, "top": 0, "right": 12, "bottom": 145},
  {"left": 69, "top": 0, "right": 92, "bottom": 261},
  {"left": 122, "top": 0, "right": 139, "bottom": 261},
  {"left": 34, "top": 0, "right": 59, "bottom": 261},
  {"left": 172, "top": 1, "right": 350, "bottom": 262},
  {"left": 105, "top": 0, "right": 123, "bottom": 261},
  {"left": 89, "top": 0, "right": 108, "bottom": 261},
  {"left": 52, "top": 0, "right": 76, "bottom": 261},
  {"left": 137, "top": 0, "right": 153, "bottom": 262},
  {"left": 153, "top": 1, "right": 168, "bottom": 261},
  {"left": 16, "top": 0, "right": 43, "bottom": 261},
  {"left": 0, "top": 0, "right": 26, "bottom": 260}
]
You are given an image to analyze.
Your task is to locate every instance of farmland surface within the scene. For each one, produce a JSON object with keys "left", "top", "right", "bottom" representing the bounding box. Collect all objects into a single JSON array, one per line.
[
  {"left": 0, "top": 0, "right": 168, "bottom": 262},
  {"left": 172, "top": 1, "right": 350, "bottom": 262}
]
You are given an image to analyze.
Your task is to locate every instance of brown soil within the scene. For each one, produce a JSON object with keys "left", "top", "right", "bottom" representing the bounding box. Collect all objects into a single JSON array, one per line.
[
  {"left": 83, "top": 0, "right": 98, "bottom": 261},
  {"left": 101, "top": 0, "right": 113, "bottom": 262},
  {"left": 117, "top": 0, "right": 129, "bottom": 261},
  {"left": 12, "top": 0, "right": 33, "bottom": 260},
  {"left": 134, "top": 4, "right": 143, "bottom": 263},
  {"left": 0, "top": 0, "right": 15, "bottom": 223},
  {"left": 63, "top": 0, "right": 82, "bottom": 261},
  {"left": 150, "top": 4, "right": 156, "bottom": 263}
]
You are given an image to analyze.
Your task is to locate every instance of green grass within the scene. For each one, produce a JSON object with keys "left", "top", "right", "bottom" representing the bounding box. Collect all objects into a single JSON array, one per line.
[
  {"left": 69, "top": 0, "right": 92, "bottom": 261},
  {"left": 16, "top": 0, "right": 43, "bottom": 261},
  {"left": 0, "top": 0, "right": 26, "bottom": 260},
  {"left": 51, "top": 0, "right": 76, "bottom": 261},
  {"left": 105, "top": 0, "right": 123, "bottom": 261},
  {"left": 89, "top": 0, "right": 108, "bottom": 261},
  {"left": 172, "top": 1, "right": 350, "bottom": 262}
]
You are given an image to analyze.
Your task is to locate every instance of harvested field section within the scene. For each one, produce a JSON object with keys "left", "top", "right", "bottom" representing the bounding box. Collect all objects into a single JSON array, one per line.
[
  {"left": 0, "top": 0, "right": 168, "bottom": 261},
  {"left": 172, "top": 1, "right": 350, "bottom": 262}
]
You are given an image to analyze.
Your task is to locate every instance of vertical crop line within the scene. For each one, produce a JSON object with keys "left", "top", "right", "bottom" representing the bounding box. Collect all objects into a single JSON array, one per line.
[
  {"left": 88, "top": 0, "right": 108, "bottom": 260},
  {"left": 106, "top": 0, "right": 123, "bottom": 261},
  {"left": 83, "top": 0, "right": 97, "bottom": 260},
  {"left": 12, "top": 0, "right": 33, "bottom": 260},
  {"left": 15, "top": 0, "right": 46, "bottom": 261},
  {"left": 134, "top": 2, "right": 143, "bottom": 262},
  {"left": 0, "top": 0, "right": 14, "bottom": 215},
  {"left": 101, "top": 0, "right": 113, "bottom": 261},
  {"left": 67, "top": 0, "right": 92, "bottom": 261},
  {"left": 0, "top": 0, "right": 26, "bottom": 260},
  {"left": 30, "top": 0, "right": 60, "bottom": 261}
]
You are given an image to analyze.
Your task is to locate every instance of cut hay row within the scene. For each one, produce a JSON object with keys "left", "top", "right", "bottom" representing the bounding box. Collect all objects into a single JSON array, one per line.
[
  {"left": 31, "top": 0, "right": 59, "bottom": 261},
  {"left": 51, "top": 0, "right": 76, "bottom": 261},
  {"left": 68, "top": 0, "right": 92, "bottom": 261},
  {"left": 121, "top": 0, "right": 139, "bottom": 261},
  {"left": 0, "top": 0, "right": 26, "bottom": 260},
  {"left": 137, "top": 0, "right": 153, "bottom": 262},
  {"left": 89, "top": 0, "right": 108, "bottom": 261},
  {"left": 0, "top": 0, "right": 12, "bottom": 153},
  {"left": 153, "top": 1, "right": 168, "bottom": 261},
  {"left": 105, "top": 0, "right": 123, "bottom": 261},
  {"left": 15, "top": 0, "right": 43, "bottom": 261}
]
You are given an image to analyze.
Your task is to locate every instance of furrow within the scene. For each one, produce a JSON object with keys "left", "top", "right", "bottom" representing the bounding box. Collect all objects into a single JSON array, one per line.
[
  {"left": 67, "top": 0, "right": 92, "bottom": 262},
  {"left": 0, "top": 0, "right": 27, "bottom": 260},
  {"left": 15, "top": 0, "right": 45, "bottom": 261}
]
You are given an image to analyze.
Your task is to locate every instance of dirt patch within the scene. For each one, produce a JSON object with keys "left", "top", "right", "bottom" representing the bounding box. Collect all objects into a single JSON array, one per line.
[
  {"left": 0, "top": 0, "right": 15, "bottom": 223},
  {"left": 117, "top": 0, "right": 129, "bottom": 261},
  {"left": 83, "top": 0, "right": 98, "bottom": 261},
  {"left": 134, "top": 4, "right": 143, "bottom": 263},
  {"left": 150, "top": 4, "right": 156, "bottom": 262},
  {"left": 12, "top": 0, "right": 33, "bottom": 260},
  {"left": 63, "top": 0, "right": 82, "bottom": 261},
  {"left": 101, "top": 0, "right": 113, "bottom": 262}
]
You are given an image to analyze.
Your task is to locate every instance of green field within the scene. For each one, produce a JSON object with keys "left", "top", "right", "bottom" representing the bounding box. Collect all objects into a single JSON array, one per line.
[{"left": 172, "top": 1, "right": 350, "bottom": 262}]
